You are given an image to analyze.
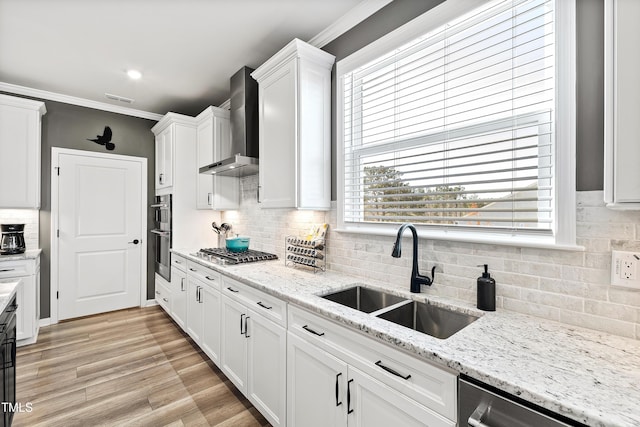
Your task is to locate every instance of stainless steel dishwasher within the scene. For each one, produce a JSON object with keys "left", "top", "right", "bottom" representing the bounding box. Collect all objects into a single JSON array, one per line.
[{"left": 459, "top": 376, "right": 585, "bottom": 427}]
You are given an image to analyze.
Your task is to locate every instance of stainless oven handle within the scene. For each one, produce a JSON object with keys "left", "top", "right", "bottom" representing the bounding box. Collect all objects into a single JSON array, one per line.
[
  {"left": 468, "top": 402, "right": 491, "bottom": 427},
  {"left": 151, "top": 229, "right": 171, "bottom": 237},
  {"left": 150, "top": 203, "right": 168, "bottom": 208}
]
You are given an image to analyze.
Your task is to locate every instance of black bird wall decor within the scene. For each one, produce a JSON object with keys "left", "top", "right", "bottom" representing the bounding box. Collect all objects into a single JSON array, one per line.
[{"left": 87, "top": 126, "right": 115, "bottom": 151}]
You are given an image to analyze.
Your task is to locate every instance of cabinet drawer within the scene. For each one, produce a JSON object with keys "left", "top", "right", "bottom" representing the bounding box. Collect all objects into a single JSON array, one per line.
[
  {"left": 0, "top": 260, "right": 33, "bottom": 278},
  {"left": 171, "top": 254, "right": 187, "bottom": 272},
  {"left": 222, "top": 277, "right": 287, "bottom": 327},
  {"left": 186, "top": 261, "right": 221, "bottom": 290},
  {"left": 155, "top": 275, "right": 171, "bottom": 313},
  {"left": 289, "top": 305, "right": 457, "bottom": 421}
]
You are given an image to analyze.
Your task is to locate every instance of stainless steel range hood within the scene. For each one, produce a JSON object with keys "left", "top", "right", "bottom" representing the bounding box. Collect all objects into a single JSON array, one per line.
[{"left": 199, "top": 66, "right": 259, "bottom": 177}]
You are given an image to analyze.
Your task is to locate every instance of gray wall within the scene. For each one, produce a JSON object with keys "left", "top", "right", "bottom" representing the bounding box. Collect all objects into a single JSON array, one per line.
[
  {"left": 576, "top": 0, "right": 604, "bottom": 190},
  {"left": 323, "top": 0, "right": 605, "bottom": 198},
  {"left": 38, "top": 101, "right": 157, "bottom": 318},
  {"left": 0, "top": 93, "right": 158, "bottom": 319}
]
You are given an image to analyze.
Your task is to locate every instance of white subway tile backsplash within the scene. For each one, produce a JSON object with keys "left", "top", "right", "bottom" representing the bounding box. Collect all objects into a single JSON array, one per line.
[
  {"left": 225, "top": 181, "right": 640, "bottom": 340},
  {"left": 584, "top": 300, "right": 638, "bottom": 323},
  {"left": 559, "top": 311, "right": 636, "bottom": 339},
  {"left": 0, "top": 209, "right": 39, "bottom": 249}
]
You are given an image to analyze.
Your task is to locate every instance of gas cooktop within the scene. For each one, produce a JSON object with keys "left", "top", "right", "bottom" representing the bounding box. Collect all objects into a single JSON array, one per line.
[{"left": 195, "top": 248, "right": 278, "bottom": 265}]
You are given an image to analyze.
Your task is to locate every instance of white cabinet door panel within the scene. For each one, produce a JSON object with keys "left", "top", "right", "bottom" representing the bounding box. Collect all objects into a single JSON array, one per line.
[
  {"left": 170, "top": 267, "right": 187, "bottom": 329},
  {"left": 220, "top": 294, "right": 248, "bottom": 393},
  {"left": 258, "top": 60, "right": 297, "bottom": 208},
  {"left": 186, "top": 277, "right": 203, "bottom": 342},
  {"left": 201, "top": 284, "right": 221, "bottom": 365},
  {"left": 348, "top": 367, "right": 455, "bottom": 427},
  {"left": 0, "top": 96, "right": 43, "bottom": 208},
  {"left": 247, "top": 311, "right": 286, "bottom": 427},
  {"left": 287, "top": 332, "right": 348, "bottom": 427}
]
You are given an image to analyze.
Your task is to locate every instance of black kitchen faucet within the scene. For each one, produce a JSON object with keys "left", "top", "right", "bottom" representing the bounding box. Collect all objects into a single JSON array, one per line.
[{"left": 391, "top": 223, "right": 436, "bottom": 293}]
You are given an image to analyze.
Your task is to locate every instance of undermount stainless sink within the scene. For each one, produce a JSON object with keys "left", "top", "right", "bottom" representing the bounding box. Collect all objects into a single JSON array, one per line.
[
  {"left": 377, "top": 300, "right": 479, "bottom": 339},
  {"left": 322, "top": 286, "right": 479, "bottom": 339},
  {"left": 321, "top": 286, "right": 407, "bottom": 313}
]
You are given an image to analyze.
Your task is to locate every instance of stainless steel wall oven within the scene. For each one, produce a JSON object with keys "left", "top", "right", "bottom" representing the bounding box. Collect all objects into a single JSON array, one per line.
[{"left": 151, "top": 195, "right": 172, "bottom": 282}]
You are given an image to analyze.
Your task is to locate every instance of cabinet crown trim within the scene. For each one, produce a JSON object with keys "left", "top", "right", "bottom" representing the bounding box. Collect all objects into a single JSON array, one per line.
[
  {"left": 151, "top": 112, "right": 197, "bottom": 135},
  {"left": 195, "top": 106, "right": 230, "bottom": 124},
  {"left": 0, "top": 94, "right": 47, "bottom": 115},
  {"left": 251, "top": 38, "right": 335, "bottom": 82}
]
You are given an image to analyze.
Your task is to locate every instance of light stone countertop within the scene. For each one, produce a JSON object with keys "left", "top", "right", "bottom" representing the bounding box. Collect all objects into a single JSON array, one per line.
[
  {"left": 173, "top": 249, "right": 640, "bottom": 427},
  {"left": 0, "top": 249, "right": 42, "bottom": 261},
  {"left": 0, "top": 281, "right": 19, "bottom": 314}
]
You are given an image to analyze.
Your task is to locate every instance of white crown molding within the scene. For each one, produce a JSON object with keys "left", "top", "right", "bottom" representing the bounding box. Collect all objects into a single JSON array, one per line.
[
  {"left": 308, "top": 0, "right": 393, "bottom": 48},
  {"left": 218, "top": 98, "right": 231, "bottom": 110},
  {"left": 195, "top": 105, "right": 230, "bottom": 124},
  {"left": 0, "top": 81, "right": 163, "bottom": 121},
  {"left": 252, "top": 38, "right": 335, "bottom": 83},
  {"left": 151, "top": 112, "right": 197, "bottom": 134}
]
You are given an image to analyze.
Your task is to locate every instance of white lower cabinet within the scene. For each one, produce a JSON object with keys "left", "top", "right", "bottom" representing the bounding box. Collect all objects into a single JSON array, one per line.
[
  {"left": 185, "top": 263, "right": 221, "bottom": 357},
  {"left": 161, "top": 255, "right": 459, "bottom": 427},
  {"left": 186, "top": 274, "right": 221, "bottom": 362},
  {"left": 200, "top": 283, "right": 221, "bottom": 364},
  {"left": 288, "top": 305, "right": 457, "bottom": 427},
  {"left": 287, "top": 332, "right": 348, "bottom": 427},
  {"left": 220, "top": 278, "right": 287, "bottom": 427},
  {"left": 220, "top": 294, "right": 248, "bottom": 390},
  {"left": 0, "top": 256, "right": 41, "bottom": 345},
  {"left": 186, "top": 276, "right": 204, "bottom": 342},
  {"left": 155, "top": 273, "right": 171, "bottom": 313},
  {"left": 348, "top": 366, "right": 449, "bottom": 427},
  {"left": 169, "top": 267, "right": 187, "bottom": 329}
]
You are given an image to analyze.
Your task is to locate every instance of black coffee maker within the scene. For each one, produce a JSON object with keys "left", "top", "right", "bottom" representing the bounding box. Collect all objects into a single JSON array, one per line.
[{"left": 0, "top": 224, "right": 26, "bottom": 255}]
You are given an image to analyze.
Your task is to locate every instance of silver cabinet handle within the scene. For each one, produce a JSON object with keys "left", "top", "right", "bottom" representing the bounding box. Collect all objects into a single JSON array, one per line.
[
  {"left": 0, "top": 269, "right": 15, "bottom": 272},
  {"left": 468, "top": 402, "right": 491, "bottom": 427},
  {"left": 180, "top": 278, "right": 185, "bottom": 292},
  {"left": 155, "top": 290, "right": 160, "bottom": 295},
  {"left": 227, "top": 287, "right": 239, "bottom": 293},
  {"left": 162, "top": 297, "right": 168, "bottom": 302},
  {"left": 159, "top": 173, "right": 164, "bottom": 184},
  {"left": 174, "top": 260, "right": 182, "bottom": 264},
  {"left": 205, "top": 275, "right": 216, "bottom": 281},
  {"left": 189, "top": 268, "right": 197, "bottom": 272},
  {"left": 207, "top": 192, "right": 212, "bottom": 206}
]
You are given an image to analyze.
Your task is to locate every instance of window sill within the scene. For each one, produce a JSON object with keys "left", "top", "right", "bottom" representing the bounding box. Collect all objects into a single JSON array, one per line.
[{"left": 334, "top": 225, "right": 584, "bottom": 252}]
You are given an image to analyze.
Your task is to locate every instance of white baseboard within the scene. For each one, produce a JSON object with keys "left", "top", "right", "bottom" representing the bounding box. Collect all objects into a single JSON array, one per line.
[
  {"left": 39, "top": 318, "right": 52, "bottom": 327},
  {"left": 144, "top": 299, "right": 159, "bottom": 307}
]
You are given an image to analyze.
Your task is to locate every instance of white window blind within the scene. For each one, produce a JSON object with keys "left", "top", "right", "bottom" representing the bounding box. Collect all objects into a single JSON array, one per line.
[{"left": 342, "top": 0, "right": 555, "bottom": 232}]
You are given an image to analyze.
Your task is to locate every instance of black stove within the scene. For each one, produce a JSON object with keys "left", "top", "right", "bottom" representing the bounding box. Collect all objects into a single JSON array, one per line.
[{"left": 197, "top": 248, "right": 278, "bottom": 265}]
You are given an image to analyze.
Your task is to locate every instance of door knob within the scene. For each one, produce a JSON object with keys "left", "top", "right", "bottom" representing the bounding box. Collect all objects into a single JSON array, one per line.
[{"left": 128, "top": 239, "right": 140, "bottom": 244}]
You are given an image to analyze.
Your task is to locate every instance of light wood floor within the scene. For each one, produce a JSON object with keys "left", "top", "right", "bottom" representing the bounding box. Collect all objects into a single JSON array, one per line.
[{"left": 14, "top": 305, "right": 270, "bottom": 427}]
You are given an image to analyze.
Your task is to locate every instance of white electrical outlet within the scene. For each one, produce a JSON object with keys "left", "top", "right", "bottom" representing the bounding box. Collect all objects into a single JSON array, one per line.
[{"left": 611, "top": 250, "right": 640, "bottom": 289}]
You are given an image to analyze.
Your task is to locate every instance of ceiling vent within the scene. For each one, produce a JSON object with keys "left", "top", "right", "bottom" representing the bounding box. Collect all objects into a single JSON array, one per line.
[{"left": 104, "top": 93, "right": 134, "bottom": 104}]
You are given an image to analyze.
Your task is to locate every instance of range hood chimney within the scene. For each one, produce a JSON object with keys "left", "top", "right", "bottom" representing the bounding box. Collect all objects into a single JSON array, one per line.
[{"left": 199, "top": 66, "right": 259, "bottom": 177}]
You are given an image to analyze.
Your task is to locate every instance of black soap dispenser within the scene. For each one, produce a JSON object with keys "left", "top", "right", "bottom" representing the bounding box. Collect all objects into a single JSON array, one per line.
[{"left": 477, "top": 264, "right": 496, "bottom": 311}]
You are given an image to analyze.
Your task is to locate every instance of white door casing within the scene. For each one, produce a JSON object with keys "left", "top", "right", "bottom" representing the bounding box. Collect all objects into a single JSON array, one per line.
[{"left": 51, "top": 148, "right": 147, "bottom": 323}]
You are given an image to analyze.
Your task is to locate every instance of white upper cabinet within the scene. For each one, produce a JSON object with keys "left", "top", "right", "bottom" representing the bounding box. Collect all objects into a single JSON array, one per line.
[
  {"left": 0, "top": 94, "right": 46, "bottom": 208},
  {"left": 195, "top": 106, "right": 239, "bottom": 210},
  {"left": 154, "top": 125, "right": 174, "bottom": 191},
  {"left": 252, "top": 39, "right": 334, "bottom": 210},
  {"left": 604, "top": 0, "right": 640, "bottom": 209}
]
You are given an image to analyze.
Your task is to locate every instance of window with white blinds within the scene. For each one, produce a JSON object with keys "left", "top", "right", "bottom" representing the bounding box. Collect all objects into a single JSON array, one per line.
[{"left": 340, "top": 0, "right": 560, "bottom": 235}]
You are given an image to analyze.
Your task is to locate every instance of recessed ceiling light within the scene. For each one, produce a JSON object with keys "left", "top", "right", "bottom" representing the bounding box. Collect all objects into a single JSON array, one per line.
[{"left": 127, "top": 69, "right": 142, "bottom": 80}]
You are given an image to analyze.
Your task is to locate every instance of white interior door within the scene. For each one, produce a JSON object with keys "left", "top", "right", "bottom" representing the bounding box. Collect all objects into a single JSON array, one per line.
[{"left": 56, "top": 151, "right": 144, "bottom": 320}]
